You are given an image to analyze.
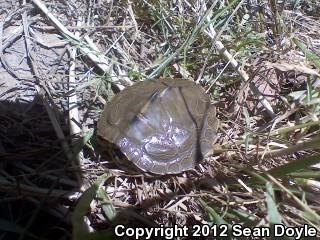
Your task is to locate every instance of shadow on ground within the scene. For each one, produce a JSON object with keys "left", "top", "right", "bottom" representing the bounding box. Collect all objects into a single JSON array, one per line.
[{"left": 0, "top": 97, "right": 80, "bottom": 240}]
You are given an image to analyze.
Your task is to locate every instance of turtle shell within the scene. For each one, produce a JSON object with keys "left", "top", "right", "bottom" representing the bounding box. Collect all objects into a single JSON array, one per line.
[{"left": 97, "top": 78, "right": 218, "bottom": 175}]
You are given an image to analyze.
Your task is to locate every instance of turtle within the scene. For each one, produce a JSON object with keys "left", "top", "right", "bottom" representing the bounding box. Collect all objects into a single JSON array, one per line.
[{"left": 97, "top": 78, "right": 218, "bottom": 175}]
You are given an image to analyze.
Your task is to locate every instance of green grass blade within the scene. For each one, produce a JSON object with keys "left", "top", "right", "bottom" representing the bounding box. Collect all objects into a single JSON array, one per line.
[
  {"left": 267, "top": 154, "right": 320, "bottom": 177},
  {"left": 267, "top": 175, "right": 320, "bottom": 223},
  {"left": 72, "top": 173, "right": 112, "bottom": 240},
  {"left": 72, "top": 129, "right": 95, "bottom": 156},
  {"left": 292, "top": 38, "right": 320, "bottom": 69},
  {"left": 265, "top": 182, "right": 282, "bottom": 224},
  {"left": 97, "top": 185, "right": 116, "bottom": 221},
  {"left": 199, "top": 199, "right": 229, "bottom": 226}
]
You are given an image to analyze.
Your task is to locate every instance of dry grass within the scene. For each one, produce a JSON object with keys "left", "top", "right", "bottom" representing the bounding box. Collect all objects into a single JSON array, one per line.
[{"left": 0, "top": 0, "right": 320, "bottom": 239}]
